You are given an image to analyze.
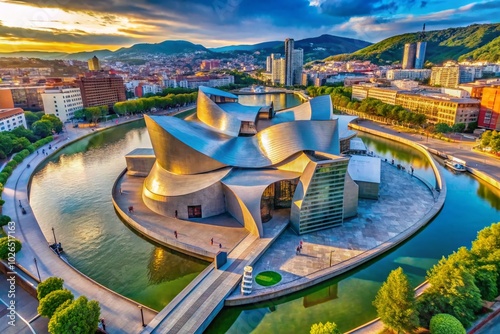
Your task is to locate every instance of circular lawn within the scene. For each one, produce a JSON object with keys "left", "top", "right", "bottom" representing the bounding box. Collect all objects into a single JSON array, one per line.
[{"left": 255, "top": 271, "right": 282, "bottom": 286}]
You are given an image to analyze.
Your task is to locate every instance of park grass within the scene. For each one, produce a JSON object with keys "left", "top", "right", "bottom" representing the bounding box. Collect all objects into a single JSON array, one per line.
[{"left": 255, "top": 271, "right": 282, "bottom": 286}]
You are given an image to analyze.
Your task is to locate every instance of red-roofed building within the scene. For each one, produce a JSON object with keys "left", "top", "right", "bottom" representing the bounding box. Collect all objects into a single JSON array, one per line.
[{"left": 0, "top": 108, "right": 27, "bottom": 132}]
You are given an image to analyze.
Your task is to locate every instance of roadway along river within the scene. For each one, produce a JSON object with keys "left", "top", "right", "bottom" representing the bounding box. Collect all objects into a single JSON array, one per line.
[{"left": 30, "top": 94, "right": 499, "bottom": 331}]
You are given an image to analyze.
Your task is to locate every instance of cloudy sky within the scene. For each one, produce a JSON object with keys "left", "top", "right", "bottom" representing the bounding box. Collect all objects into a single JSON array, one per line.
[{"left": 0, "top": 0, "right": 498, "bottom": 52}]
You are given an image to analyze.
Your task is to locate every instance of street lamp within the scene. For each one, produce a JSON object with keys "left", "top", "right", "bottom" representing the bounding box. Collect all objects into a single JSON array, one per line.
[
  {"left": 138, "top": 305, "right": 145, "bottom": 327},
  {"left": 33, "top": 258, "right": 41, "bottom": 282},
  {"left": 51, "top": 227, "right": 57, "bottom": 244}
]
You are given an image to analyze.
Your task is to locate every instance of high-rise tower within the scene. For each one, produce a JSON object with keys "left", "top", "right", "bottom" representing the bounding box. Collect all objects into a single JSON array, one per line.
[
  {"left": 285, "top": 38, "right": 294, "bottom": 86},
  {"left": 402, "top": 43, "right": 416, "bottom": 69},
  {"left": 414, "top": 24, "right": 427, "bottom": 69},
  {"left": 88, "top": 56, "right": 101, "bottom": 71}
]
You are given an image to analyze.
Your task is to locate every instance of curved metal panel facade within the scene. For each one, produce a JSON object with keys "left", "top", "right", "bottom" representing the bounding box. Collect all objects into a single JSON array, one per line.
[
  {"left": 144, "top": 162, "right": 232, "bottom": 197},
  {"left": 196, "top": 88, "right": 241, "bottom": 137},
  {"left": 147, "top": 115, "right": 340, "bottom": 170},
  {"left": 145, "top": 115, "right": 227, "bottom": 174}
]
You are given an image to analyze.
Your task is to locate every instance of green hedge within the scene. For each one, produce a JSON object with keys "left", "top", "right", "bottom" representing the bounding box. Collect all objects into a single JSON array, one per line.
[{"left": 430, "top": 314, "right": 465, "bottom": 334}]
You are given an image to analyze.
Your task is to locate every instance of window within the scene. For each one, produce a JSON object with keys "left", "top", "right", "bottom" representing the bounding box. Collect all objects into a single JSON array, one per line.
[{"left": 187, "top": 205, "right": 202, "bottom": 218}]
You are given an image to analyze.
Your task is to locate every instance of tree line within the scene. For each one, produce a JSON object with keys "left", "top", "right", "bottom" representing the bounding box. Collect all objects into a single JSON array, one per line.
[
  {"left": 0, "top": 112, "right": 61, "bottom": 159},
  {"left": 306, "top": 85, "right": 427, "bottom": 128},
  {"left": 113, "top": 92, "right": 197, "bottom": 116},
  {"left": 373, "top": 221, "right": 500, "bottom": 333}
]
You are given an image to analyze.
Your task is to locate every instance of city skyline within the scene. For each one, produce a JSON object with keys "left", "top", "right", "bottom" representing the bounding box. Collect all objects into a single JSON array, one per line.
[{"left": 0, "top": 0, "right": 499, "bottom": 53}]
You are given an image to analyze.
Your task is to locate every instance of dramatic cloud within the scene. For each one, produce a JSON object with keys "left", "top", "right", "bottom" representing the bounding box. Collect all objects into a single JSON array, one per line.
[{"left": 1, "top": 0, "right": 499, "bottom": 52}]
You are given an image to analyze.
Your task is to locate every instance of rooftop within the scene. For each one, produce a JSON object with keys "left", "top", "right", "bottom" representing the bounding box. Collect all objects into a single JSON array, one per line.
[
  {"left": 0, "top": 108, "right": 24, "bottom": 119},
  {"left": 348, "top": 155, "right": 381, "bottom": 184}
]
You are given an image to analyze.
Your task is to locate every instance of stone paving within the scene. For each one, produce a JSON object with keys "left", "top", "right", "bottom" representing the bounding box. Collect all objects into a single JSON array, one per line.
[
  {"left": 230, "top": 161, "right": 435, "bottom": 297},
  {"left": 116, "top": 174, "right": 249, "bottom": 259}
]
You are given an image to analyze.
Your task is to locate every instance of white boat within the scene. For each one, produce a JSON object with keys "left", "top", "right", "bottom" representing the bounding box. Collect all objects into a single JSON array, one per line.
[{"left": 445, "top": 160, "right": 466, "bottom": 172}]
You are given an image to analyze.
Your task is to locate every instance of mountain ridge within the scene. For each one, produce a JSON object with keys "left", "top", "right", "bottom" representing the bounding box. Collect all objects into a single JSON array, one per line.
[
  {"left": 0, "top": 34, "right": 370, "bottom": 62},
  {"left": 327, "top": 23, "right": 500, "bottom": 64}
]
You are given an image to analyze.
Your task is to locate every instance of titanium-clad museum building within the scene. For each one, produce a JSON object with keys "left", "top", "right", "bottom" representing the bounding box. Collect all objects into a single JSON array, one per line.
[{"left": 126, "top": 86, "right": 361, "bottom": 236}]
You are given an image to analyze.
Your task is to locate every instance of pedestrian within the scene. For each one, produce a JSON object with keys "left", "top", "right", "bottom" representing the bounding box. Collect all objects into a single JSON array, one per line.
[
  {"left": 37, "top": 150, "right": 39, "bottom": 155},
  {"left": 296, "top": 246, "right": 300, "bottom": 255},
  {"left": 411, "top": 166, "right": 414, "bottom": 176},
  {"left": 128, "top": 206, "right": 133, "bottom": 213},
  {"left": 119, "top": 187, "right": 122, "bottom": 195},
  {"left": 219, "top": 243, "right": 222, "bottom": 249},
  {"left": 174, "top": 230, "right": 178, "bottom": 239},
  {"left": 175, "top": 210, "right": 178, "bottom": 218},
  {"left": 299, "top": 240, "right": 303, "bottom": 250},
  {"left": 101, "top": 318, "right": 106, "bottom": 331},
  {"left": 19, "top": 200, "right": 22, "bottom": 207},
  {"left": 211, "top": 238, "right": 213, "bottom": 245}
]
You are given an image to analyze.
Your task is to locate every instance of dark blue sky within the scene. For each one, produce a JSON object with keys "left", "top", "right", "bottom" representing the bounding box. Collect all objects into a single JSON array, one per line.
[{"left": 1, "top": 0, "right": 499, "bottom": 51}]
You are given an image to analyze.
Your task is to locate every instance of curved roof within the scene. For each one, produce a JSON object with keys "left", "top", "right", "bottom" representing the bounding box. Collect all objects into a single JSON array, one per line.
[
  {"left": 144, "top": 162, "right": 232, "bottom": 197},
  {"left": 196, "top": 87, "right": 241, "bottom": 136},
  {"left": 146, "top": 115, "right": 340, "bottom": 171}
]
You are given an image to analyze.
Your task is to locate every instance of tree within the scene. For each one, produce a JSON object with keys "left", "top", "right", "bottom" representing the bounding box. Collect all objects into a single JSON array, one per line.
[
  {"left": 0, "top": 237, "right": 22, "bottom": 260},
  {"left": 0, "top": 133, "right": 13, "bottom": 155},
  {"left": 41, "top": 114, "right": 63, "bottom": 133},
  {"left": 37, "top": 277, "right": 64, "bottom": 300},
  {"left": 471, "top": 222, "right": 500, "bottom": 289},
  {"left": 0, "top": 215, "right": 11, "bottom": 227},
  {"left": 310, "top": 321, "right": 341, "bottom": 334},
  {"left": 452, "top": 123, "right": 466, "bottom": 133},
  {"left": 32, "top": 120, "right": 53, "bottom": 138},
  {"left": 48, "top": 296, "right": 100, "bottom": 334},
  {"left": 38, "top": 289, "right": 74, "bottom": 318},
  {"left": 10, "top": 126, "right": 37, "bottom": 142},
  {"left": 12, "top": 137, "right": 31, "bottom": 153},
  {"left": 113, "top": 102, "right": 127, "bottom": 115},
  {"left": 84, "top": 107, "right": 103, "bottom": 124},
  {"left": 373, "top": 267, "right": 419, "bottom": 333},
  {"left": 434, "top": 123, "right": 452, "bottom": 134},
  {"left": 417, "top": 255, "right": 482, "bottom": 328},
  {"left": 429, "top": 314, "right": 465, "bottom": 334},
  {"left": 73, "top": 109, "right": 85, "bottom": 120},
  {"left": 24, "top": 111, "right": 42, "bottom": 128}
]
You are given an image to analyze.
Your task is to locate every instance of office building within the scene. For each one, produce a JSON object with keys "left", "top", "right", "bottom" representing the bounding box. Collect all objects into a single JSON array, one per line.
[
  {"left": 285, "top": 38, "right": 295, "bottom": 86},
  {"left": 127, "top": 86, "right": 362, "bottom": 236},
  {"left": 352, "top": 84, "right": 479, "bottom": 126},
  {"left": 478, "top": 86, "right": 500, "bottom": 130},
  {"left": 88, "top": 56, "right": 101, "bottom": 71},
  {"left": 76, "top": 74, "right": 126, "bottom": 108},
  {"left": 0, "top": 108, "right": 27, "bottom": 132},
  {"left": 415, "top": 42, "right": 427, "bottom": 69},
  {"left": 41, "top": 87, "right": 83, "bottom": 122},
  {"left": 402, "top": 43, "right": 417, "bottom": 69},
  {"left": 386, "top": 69, "right": 431, "bottom": 81},
  {"left": 292, "top": 49, "right": 304, "bottom": 85},
  {"left": 396, "top": 93, "right": 479, "bottom": 126},
  {"left": 430, "top": 66, "right": 460, "bottom": 88},
  {"left": 9, "top": 86, "right": 46, "bottom": 111},
  {"left": 272, "top": 58, "right": 286, "bottom": 85},
  {"left": 200, "top": 60, "right": 220, "bottom": 71}
]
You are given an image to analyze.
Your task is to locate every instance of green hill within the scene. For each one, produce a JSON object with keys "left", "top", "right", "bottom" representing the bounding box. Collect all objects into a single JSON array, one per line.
[{"left": 327, "top": 23, "right": 500, "bottom": 65}]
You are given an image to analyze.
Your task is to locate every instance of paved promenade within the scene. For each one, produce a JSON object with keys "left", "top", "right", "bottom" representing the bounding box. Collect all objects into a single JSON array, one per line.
[
  {"left": 227, "top": 161, "right": 435, "bottom": 302},
  {"left": 115, "top": 174, "right": 249, "bottom": 260}
]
